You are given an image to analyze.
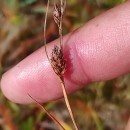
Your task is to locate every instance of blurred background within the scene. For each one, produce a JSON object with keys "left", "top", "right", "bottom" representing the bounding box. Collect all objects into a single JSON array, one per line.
[{"left": 0, "top": 0, "right": 130, "bottom": 130}]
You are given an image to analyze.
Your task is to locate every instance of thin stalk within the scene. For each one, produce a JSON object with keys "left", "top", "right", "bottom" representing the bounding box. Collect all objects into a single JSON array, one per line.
[
  {"left": 28, "top": 94, "right": 65, "bottom": 130},
  {"left": 59, "top": 19, "right": 63, "bottom": 51},
  {"left": 58, "top": 78, "right": 79, "bottom": 130},
  {"left": 44, "top": 0, "right": 50, "bottom": 61},
  {"left": 59, "top": 0, "right": 64, "bottom": 50}
]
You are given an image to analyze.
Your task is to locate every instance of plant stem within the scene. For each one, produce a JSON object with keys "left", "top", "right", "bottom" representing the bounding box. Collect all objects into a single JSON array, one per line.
[
  {"left": 59, "top": 78, "right": 79, "bottom": 130},
  {"left": 44, "top": 0, "right": 50, "bottom": 61},
  {"left": 28, "top": 94, "right": 65, "bottom": 130},
  {"left": 59, "top": 22, "right": 63, "bottom": 50}
]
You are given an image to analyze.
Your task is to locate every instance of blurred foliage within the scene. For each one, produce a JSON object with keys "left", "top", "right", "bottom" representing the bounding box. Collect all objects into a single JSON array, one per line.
[{"left": 0, "top": 0, "right": 129, "bottom": 130}]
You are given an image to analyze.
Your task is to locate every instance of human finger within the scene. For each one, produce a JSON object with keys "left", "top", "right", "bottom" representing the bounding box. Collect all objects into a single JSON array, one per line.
[{"left": 1, "top": 1, "right": 130, "bottom": 104}]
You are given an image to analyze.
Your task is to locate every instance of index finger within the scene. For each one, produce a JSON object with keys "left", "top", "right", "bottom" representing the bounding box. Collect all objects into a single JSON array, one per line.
[{"left": 1, "top": 1, "right": 130, "bottom": 104}]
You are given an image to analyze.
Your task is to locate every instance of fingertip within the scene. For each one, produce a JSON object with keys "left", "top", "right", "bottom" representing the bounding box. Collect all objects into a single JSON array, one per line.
[{"left": 1, "top": 69, "right": 33, "bottom": 104}]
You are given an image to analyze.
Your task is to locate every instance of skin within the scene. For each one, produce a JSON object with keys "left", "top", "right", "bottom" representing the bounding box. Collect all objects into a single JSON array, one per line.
[{"left": 1, "top": 1, "right": 130, "bottom": 129}]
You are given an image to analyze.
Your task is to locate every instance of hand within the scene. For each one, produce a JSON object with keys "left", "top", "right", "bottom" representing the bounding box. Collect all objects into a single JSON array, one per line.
[{"left": 1, "top": 1, "right": 130, "bottom": 129}]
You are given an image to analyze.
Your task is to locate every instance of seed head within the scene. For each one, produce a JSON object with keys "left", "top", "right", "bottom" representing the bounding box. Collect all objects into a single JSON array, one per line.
[
  {"left": 53, "top": 0, "right": 66, "bottom": 27},
  {"left": 50, "top": 45, "right": 66, "bottom": 78}
]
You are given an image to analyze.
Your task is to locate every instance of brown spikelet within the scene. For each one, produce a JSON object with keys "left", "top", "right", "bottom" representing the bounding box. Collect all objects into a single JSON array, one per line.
[
  {"left": 50, "top": 45, "right": 66, "bottom": 79},
  {"left": 53, "top": 0, "right": 66, "bottom": 28},
  {"left": 53, "top": 4, "right": 61, "bottom": 27}
]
